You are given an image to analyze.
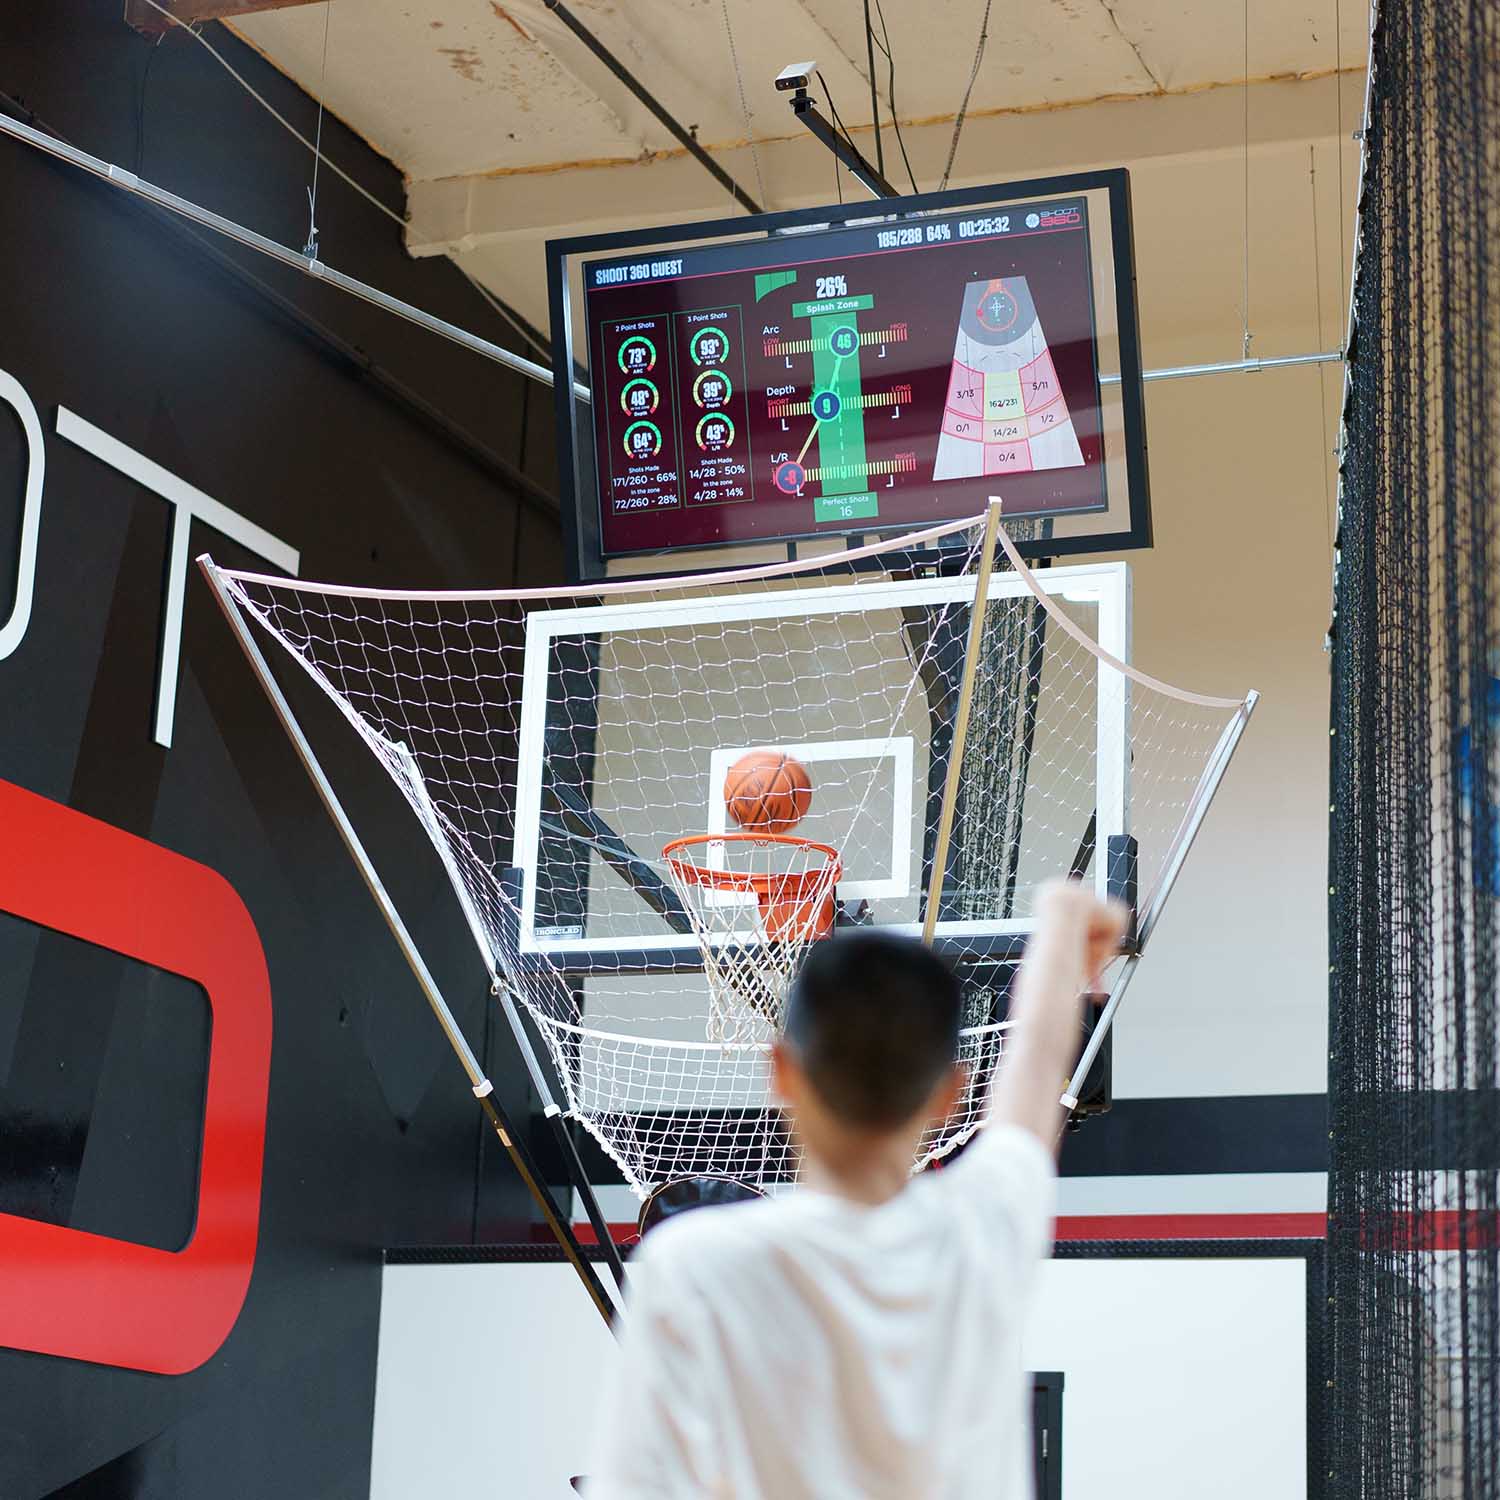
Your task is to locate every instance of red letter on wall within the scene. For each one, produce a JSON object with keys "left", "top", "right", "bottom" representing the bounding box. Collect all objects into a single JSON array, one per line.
[{"left": 0, "top": 778, "right": 272, "bottom": 1373}]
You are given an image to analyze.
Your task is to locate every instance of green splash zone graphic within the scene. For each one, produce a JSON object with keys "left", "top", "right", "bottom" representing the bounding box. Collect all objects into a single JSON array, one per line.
[
  {"left": 755, "top": 269, "right": 797, "bottom": 302},
  {"left": 805, "top": 312, "right": 868, "bottom": 505}
]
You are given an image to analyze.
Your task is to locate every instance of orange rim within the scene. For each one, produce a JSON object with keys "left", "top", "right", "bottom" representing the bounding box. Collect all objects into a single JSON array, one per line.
[
  {"left": 664, "top": 833, "right": 843, "bottom": 944},
  {"left": 662, "top": 832, "right": 843, "bottom": 894}
]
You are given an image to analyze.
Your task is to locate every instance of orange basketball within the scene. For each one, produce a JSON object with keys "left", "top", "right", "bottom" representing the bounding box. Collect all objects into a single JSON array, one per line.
[{"left": 723, "top": 750, "right": 813, "bottom": 834}]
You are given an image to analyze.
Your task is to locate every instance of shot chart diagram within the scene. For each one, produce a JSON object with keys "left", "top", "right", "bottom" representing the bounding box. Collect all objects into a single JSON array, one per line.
[
  {"left": 762, "top": 280, "right": 916, "bottom": 526},
  {"left": 934, "top": 276, "right": 1085, "bottom": 481}
]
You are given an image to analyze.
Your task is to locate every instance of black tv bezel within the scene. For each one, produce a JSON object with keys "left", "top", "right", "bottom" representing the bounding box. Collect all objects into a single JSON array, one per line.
[{"left": 545, "top": 168, "right": 1151, "bottom": 583}]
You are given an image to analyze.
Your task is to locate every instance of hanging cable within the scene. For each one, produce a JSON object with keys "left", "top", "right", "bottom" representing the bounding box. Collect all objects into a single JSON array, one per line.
[
  {"left": 817, "top": 71, "right": 864, "bottom": 202},
  {"left": 815, "top": 71, "right": 863, "bottom": 157},
  {"left": 134, "top": 0, "right": 405, "bottom": 228},
  {"left": 1310, "top": 142, "right": 1334, "bottom": 558},
  {"left": 129, "top": 0, "right": 545, "bottom": 364},
  {"left": 870, "top": 0, "right": 919, "bottom": 195},
  {"left": 863, "top": 0, "right": 885, "bottom": 180},
  {"left": 1334, "top": 0, "right": 1347, "bottom": 344},
  {"left": 1241, "top": 0, "right": 1252, "bottom": 358},
  {"left": 135, "top": 30, "right": 163, "bottom": 174},
  {"left": 718, "top": 0, "right": 766, "bottom": 206},
  {"left": 939, "top": 0, "right": 994, "bottom": 191},
  {"left": 303, "top": 0, "right": 332, "bottom": 257},
  {"left": 0, "top": 94, "right": 563, "bottom": 515}
]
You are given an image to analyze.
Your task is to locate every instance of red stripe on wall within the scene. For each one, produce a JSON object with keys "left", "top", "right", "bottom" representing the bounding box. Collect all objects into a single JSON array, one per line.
[
  {"left": 569, "top": 1209, "right": 1500, "bottom": 1249},
  {"left": 567, "top": 1213, "right": 1329, "bottom": 1249},
  {"left": 1054, "top": 1213, "right": 1327, "bottom": 1241}
]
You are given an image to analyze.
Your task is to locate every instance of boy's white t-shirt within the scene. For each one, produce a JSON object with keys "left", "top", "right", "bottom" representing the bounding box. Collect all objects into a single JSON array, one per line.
[{"left": 590, "top": 1123, "right": 1055, "bottom": 1500}]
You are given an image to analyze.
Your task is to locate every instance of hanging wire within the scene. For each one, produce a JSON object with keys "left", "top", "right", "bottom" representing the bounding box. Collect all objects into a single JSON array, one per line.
[
  {"left": 939, "top": 0, "right": 994, "bottom": 192},
  {"left": 718, "top": 0, "right": 766, "bottom": 206},
  {"left": 1241, "top": 0, "right": 1253, "bottom": 358},
  {"left": 1334, "top": 0, "right": 1347, "bottom": 350},
  {"left": 862, "top": 0, "right": 885, "bottom": 179},
  {"left": 130, "top": 0, "right": 547, "bottom": 362},
  {"left": 871, "top": 0, "right": 919, "bottom": 195},
  {"left": 135, "top": 30, "right": 163, "bottom": 174},
  {"left": 1310, "top": 142, "right": 1334, "bottom": 557},
  {"left": 303, "top": 1, "right": 332, "bottom": 257},
  {"left": 457, "top": 264, "right": 554, "bottom": 362},
  {"left": 134, "top": 0, "right": 405, "bottom": 227}
]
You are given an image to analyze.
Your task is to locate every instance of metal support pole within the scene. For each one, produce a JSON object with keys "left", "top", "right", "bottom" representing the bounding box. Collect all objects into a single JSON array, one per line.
[
  {"left": 777, "top": 81, "right": 1345, "bottom": 390},
  {"left": 1059, "top": 955, "right": 1139, "bottom": 1112},
  {"left": 391, "top": 743, "right": 629, "bottom": 1297},
  {"left": 490, "top": 982, "right": 629, "bottom": 1294},
  {"left": 198, "top": 557, "right": 618, "bottom": 1330},
  {"left": 1136, "top": 692, "right": 1259, "bottom": 949},
  {"left": 862, "top": 0, "right": 885, "bottom": 181},
  {"left": 922, "top": 498, "right": 1004, "bottom": 945},
  {"left": 1100, "top": 350, "right": 1343, "bottom": 385},
  {"left": 1058, "top": 691, "right": 1259, "bottom": 1109}
]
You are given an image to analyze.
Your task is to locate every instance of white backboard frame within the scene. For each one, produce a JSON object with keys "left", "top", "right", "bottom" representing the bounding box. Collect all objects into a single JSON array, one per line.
[
  {"left": 705, "top": 736, "right": 915, "bottom": 901},
  {"left": 513, "top": 561, "right": 1131, "bottom": 964}
]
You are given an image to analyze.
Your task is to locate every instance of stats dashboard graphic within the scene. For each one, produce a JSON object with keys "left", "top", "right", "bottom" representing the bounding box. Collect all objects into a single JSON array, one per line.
[
  {"left": 934, "top": 276, "right": 1084, "bottom": 481},
  {"left": 583, "top": 196, "right": 1107, "bottom": 559}
]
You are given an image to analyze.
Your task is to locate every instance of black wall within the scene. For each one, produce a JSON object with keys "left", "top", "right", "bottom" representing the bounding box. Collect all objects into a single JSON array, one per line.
[{"left": 0, "top": 5, "right": 556, "bottom": 1494}]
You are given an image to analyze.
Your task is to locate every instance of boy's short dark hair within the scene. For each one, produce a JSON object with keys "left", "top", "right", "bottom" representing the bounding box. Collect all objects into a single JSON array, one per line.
[{"left": 782, "top": 930, "right": 964, "bottom": 1128}]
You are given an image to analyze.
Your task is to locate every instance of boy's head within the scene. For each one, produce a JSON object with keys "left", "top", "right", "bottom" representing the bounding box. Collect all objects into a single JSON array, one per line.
[{"left": 773, "top": 931, "right": 965, "bottom": 1144}]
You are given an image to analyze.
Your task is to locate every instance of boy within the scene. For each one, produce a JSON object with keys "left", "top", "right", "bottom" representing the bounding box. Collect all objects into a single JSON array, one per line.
[{"left": 591, "top": 880, "right": 1127, "bottom": 1499}]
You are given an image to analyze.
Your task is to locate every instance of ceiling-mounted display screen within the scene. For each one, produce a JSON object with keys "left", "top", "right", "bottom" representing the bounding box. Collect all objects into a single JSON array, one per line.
[{"left": 547, "top": 170, "right": 1149, "bottom": 579}]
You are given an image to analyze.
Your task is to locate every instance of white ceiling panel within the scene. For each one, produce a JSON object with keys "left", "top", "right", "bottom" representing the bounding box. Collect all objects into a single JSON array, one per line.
[
  {"left": 226, "top": 0, "right": 1368, "bottom": 333},
  {"left": 233, "top": 0, "right": 1366, "bottom": 185}
]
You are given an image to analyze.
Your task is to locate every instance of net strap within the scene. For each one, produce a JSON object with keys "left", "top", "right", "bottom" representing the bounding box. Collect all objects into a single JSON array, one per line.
[
  {"left": 992, "top": 519, "right": 1247, "bottom": 711},
  {"left": 204, "top": 511, "right": 986, "bottom": 603}
]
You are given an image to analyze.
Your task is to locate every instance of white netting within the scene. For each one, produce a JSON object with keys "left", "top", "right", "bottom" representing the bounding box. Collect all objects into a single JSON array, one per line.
[
  {"left": 662, "top": 833, "right": 842, "bottom": 1044},
  {"left": 210, "top": 513, "right": 1254, "bottom": 1197}
]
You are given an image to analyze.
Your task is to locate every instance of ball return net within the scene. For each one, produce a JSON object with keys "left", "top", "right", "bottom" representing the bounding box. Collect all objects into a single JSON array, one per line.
[{"left": 200, "top": 503, "right": 1254, "bottom": 1323}]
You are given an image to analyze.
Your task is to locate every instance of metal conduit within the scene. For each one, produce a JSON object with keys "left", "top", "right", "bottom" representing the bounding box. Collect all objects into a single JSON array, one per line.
[{"left": 0, "top": 110, "right": 1344, "bottom": 399}]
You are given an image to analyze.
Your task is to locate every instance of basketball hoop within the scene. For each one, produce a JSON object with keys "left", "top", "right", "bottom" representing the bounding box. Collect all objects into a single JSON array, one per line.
[{"left": 663, "top": 832, "right": 842, "bottom": 1041}]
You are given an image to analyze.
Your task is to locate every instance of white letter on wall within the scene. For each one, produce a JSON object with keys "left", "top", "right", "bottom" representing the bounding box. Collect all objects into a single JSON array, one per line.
[
  {"left": 56, "top": 407, "right": 300, "bottom": 748},
  {"left": 0, "top": 368, "right": 46, "bottom": 661}
]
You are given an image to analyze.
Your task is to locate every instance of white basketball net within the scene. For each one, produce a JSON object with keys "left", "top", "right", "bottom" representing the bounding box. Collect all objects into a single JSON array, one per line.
[
  {"left": 207, "top": 512, "right": 1255, "bottom": 1198},
  {"left": 662, "top": 833, "right": 842, "bottom": 1043}
]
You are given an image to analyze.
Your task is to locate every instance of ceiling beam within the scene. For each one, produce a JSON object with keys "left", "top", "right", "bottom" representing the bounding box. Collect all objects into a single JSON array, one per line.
[
  {"left": 538, "top": 0, "right": 762, "bottom": 215},
  {"left": 407, "top": 68, "right": 1364, "bottom": 331},
  {"left": 408, "top": 68, "right": 1359, "bottom": 249},
  {"left": 125, "top": 0, "right": 326, "bottom": 38}
]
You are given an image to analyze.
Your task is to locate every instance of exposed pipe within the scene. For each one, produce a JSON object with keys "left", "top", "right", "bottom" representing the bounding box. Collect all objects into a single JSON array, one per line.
[
  {"left": 201, "top": 557, "right": 618, "bottom": 1326},
  {"left": 540, "top": 0, "right": 763, "bottom": 216},
  {"left": 0, "top": 98, "right": 563, "bottom": 518},
  {"left": 1101, "top": 349, "right": 1343, "bottom": 385},
  {"left": 0, "top": 103, "right": 1344, "bottom": 416},
  {"left": 0, "top": 109, "right": 589, "bottom": 403}
]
